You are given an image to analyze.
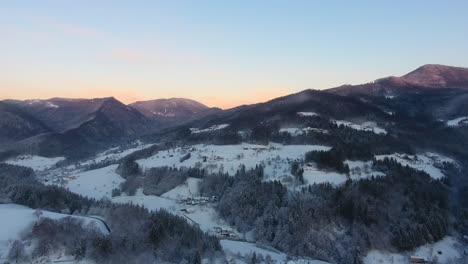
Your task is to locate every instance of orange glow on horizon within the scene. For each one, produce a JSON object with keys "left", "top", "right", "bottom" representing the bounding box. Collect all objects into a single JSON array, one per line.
[{"left": 0, "top": 85, "right": 293, "bottom": 109}]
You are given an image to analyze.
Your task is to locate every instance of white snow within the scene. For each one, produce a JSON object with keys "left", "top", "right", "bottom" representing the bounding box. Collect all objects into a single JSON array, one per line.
[
  {"left": 297, "top": 112, "right": 319, "bottom": 117},
  {"left": 412, "top": 237, "right": 462, "bottom": 264},
  {"left": 375, "top": 152, "right": 455, "bottom": 179},
  {"left": 363, "top": 250, "right": 408, "bottom": 264},
  {"left": 446, "top": 116, "right": 468, "bottom": 127},
  {"left": 112, "top": 194, "right": 180, "bottom": 213},
  {"left": 190, "top": 124, "right": 230, "bottom": 134},
  {"left": 187, "top": 206, "right": 233, "bottom": 232},
  {"left": 302, "top": 160, "right": 385, "bottom": 186},
  {"left": 80, "top": 143, "right": 154, "bottom": 166},
  {"left": 46, "top": 102, "right": 59, "bottom": 108},
  {"left": 5, "top": 155, "right": 65, "bottom": 171},
  {"left": 302, "top": 166, "right": 348, "bottom": 186},
  {"left": 279, "top": 127, "right": 329, "bottom": 136},
  {"left": 363, "top": 236, "right": 463, "bottom": 264},
  {"left": 221, "top": 240, "right": 330, "bottom": 264},
  {"left": 0, "top": 204, "right": 108, "bottom": 259},
  {"left": 66, "top": 165, "right": 125, "bottom": 200},
  {"left": 137, "top": 143, "right": 331, "bottom": 181},
  {"left": 161, "top": 177, "right": 201, "bottom": 200},
  {"left": 112, "top": 193, "right": 232, "bottom": 233},
  {"left": 151, "top": 110, "right": 175, "bottom": 117},
  {"left": 345, "top": 160, "right": 385, "bottom": 180},
  {"left": 333, "top": 120, "right": 387, "bottom": 135},
  {"left": 221, "top": 240, "right": 287, "bottom": 262}
]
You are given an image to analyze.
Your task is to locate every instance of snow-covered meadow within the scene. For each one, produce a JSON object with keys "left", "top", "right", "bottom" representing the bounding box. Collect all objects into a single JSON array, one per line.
[
  {"left": 66, "top": 164, "right": 125, "bottom": 200},
  {"left": 345, "top": 160, "right": 385, "bottom": 180},
  {"left": 221, "top": 240, "right": 331, "bottom": 264},
  {"left": 363, "top": 236, "right": 464, "bottom": 264},
  {"left": 375, "top": 152, "right": 455, "bottom": 179},
  {"left": 79, "top": 142, "right": 154, "bottom": 166},
  {"left": 0, "top": 204, "right": 108, "bottom": 261},
  {"left": 137, "top": 143, "right": 331, "bottom": 181},
  {"left": 112, "top": 188, "right": 235, "bottom": 234}
]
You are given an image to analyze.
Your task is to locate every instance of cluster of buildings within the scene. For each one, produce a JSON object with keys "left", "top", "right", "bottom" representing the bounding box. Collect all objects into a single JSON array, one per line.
[
  {"left": 211, "top": 227, "right": 239, "bottom": 240},
  {"left": 177, "top": 195, "right": 218, "bottom": 206}
]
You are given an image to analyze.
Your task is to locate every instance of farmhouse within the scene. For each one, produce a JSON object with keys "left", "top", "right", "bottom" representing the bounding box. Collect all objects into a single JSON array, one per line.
[{"left": 409, "top": 256, "right": 428, "bottom": 263}]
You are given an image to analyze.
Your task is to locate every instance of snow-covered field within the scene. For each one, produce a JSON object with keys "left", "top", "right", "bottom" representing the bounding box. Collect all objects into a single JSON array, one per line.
[
  {"left": 333, "top": 120, "right": 387, "bottom": 135},
  {"left": 137, "top": 143, "right": 331, "bottom": 181},
  {"left": 221, "top": 240, "right": 287, "bottom": 262},
  {"left": 303, "top": 166, "right": 348, "bottom": 186},
  {"left": 375, "top": 152, "right": 455, "bottom": 179},
  {"left": 112, "top": 190, "right": 233, "bottom": 233},
  {"left": 446, "top": 116, "right": 468, "bottom": 127},
  {"left": 66, "top": 164, "right": 125, "bottom": 200},
  {"left": 221, "top": 240, "right": 330, "bottom": 264},
  {"left": 279, "top": 127, "right": 329, "bottom": 136},
  {"left": 0, "top": 204, "right": 107, "bottom": 260},
  {"left": 190, "top": 124, "right": 230, "bottom": 134},
  {"left": 5, "top": 155, "right": 65, "bottom": 171},
  {"left": 363, "top": 236, "right": 463, "bottom": 264},
  {"left": 161, "top": 177, "right": 201, "bottom": 199},
  {"left": 80, "top": 142, "right": 153, "bottom": 166},
  {"left": 113, "top": 192, "right": 179, "bottom": 213},
  {"left": 345, "top": 160, "right": 385, "bottom": 180},
  {"left": 302, "top": 160, "right": 386, "bottom": 186}
]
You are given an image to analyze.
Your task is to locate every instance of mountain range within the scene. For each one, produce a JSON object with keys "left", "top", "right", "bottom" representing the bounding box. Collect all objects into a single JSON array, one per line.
[
  {"left": 1, "top": 64, "right": 468, "bottom": 160},
  {"left": 2, "top": 64, "right": 468, "bottom": 264}
]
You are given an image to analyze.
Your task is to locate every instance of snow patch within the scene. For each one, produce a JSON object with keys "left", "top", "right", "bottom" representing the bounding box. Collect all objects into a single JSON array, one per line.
[
  {"left": 190, "top": 124, "right": 230, "bottom": 134},
  {"left": 333, "top": 120, "right": 387, "bottom": 135},
  {"left": 297, "top": 112, "right": 319, "bottom": 117},
  {"left": 46, "top": 102, "right": 59, "bottom": 108},
  {"left": 446, "top": 116, "right": 468, "bottom": 127},
  {"left": 279, "top": 127, "right": 329, "bottom": 136}
]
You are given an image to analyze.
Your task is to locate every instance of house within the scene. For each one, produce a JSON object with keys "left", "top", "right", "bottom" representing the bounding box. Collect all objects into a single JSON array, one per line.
[
  {"left": 212, "top": 226, "right": 238, "bottom": 239},
  {"left": 410, "top": 256, "right": 428, "bottom": 263},
  {"left": 180, "top": 208, "right": 194, "bottom": 214}
]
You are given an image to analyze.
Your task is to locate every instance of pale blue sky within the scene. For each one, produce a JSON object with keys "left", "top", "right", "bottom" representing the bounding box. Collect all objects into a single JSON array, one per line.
[{"left": 1, "top": 0, "right": 467, "bottom": 108}]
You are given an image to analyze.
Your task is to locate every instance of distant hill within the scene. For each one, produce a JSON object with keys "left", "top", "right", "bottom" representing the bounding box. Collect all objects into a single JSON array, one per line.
[
  {"left": 327, "top": 64, "right": 468, "bottom": 96},
  {"left": 4, "top": 97, "right": 117, "bottom": 132},
  {"left": 0, "top": 102, "right": 51, "bottom": 148},
  {"left": 398, "top": 64, "right": 468, "bottom": 88},
  {"left": 130, "top": 98, "right": 221, "bottom": 126},
  {"left": 1, "top": 97, "right": 154, "bottom": 159}
]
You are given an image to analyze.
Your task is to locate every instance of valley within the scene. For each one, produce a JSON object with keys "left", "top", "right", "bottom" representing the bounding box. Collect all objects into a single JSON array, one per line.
[{"left": 1, "top": 64, "right": 468, "bottom": 264}]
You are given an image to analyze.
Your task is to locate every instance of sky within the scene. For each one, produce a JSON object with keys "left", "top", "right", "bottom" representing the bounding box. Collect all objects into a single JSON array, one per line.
[{"left": 1, "top": 1, "right": 468, "bottom": 109}]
